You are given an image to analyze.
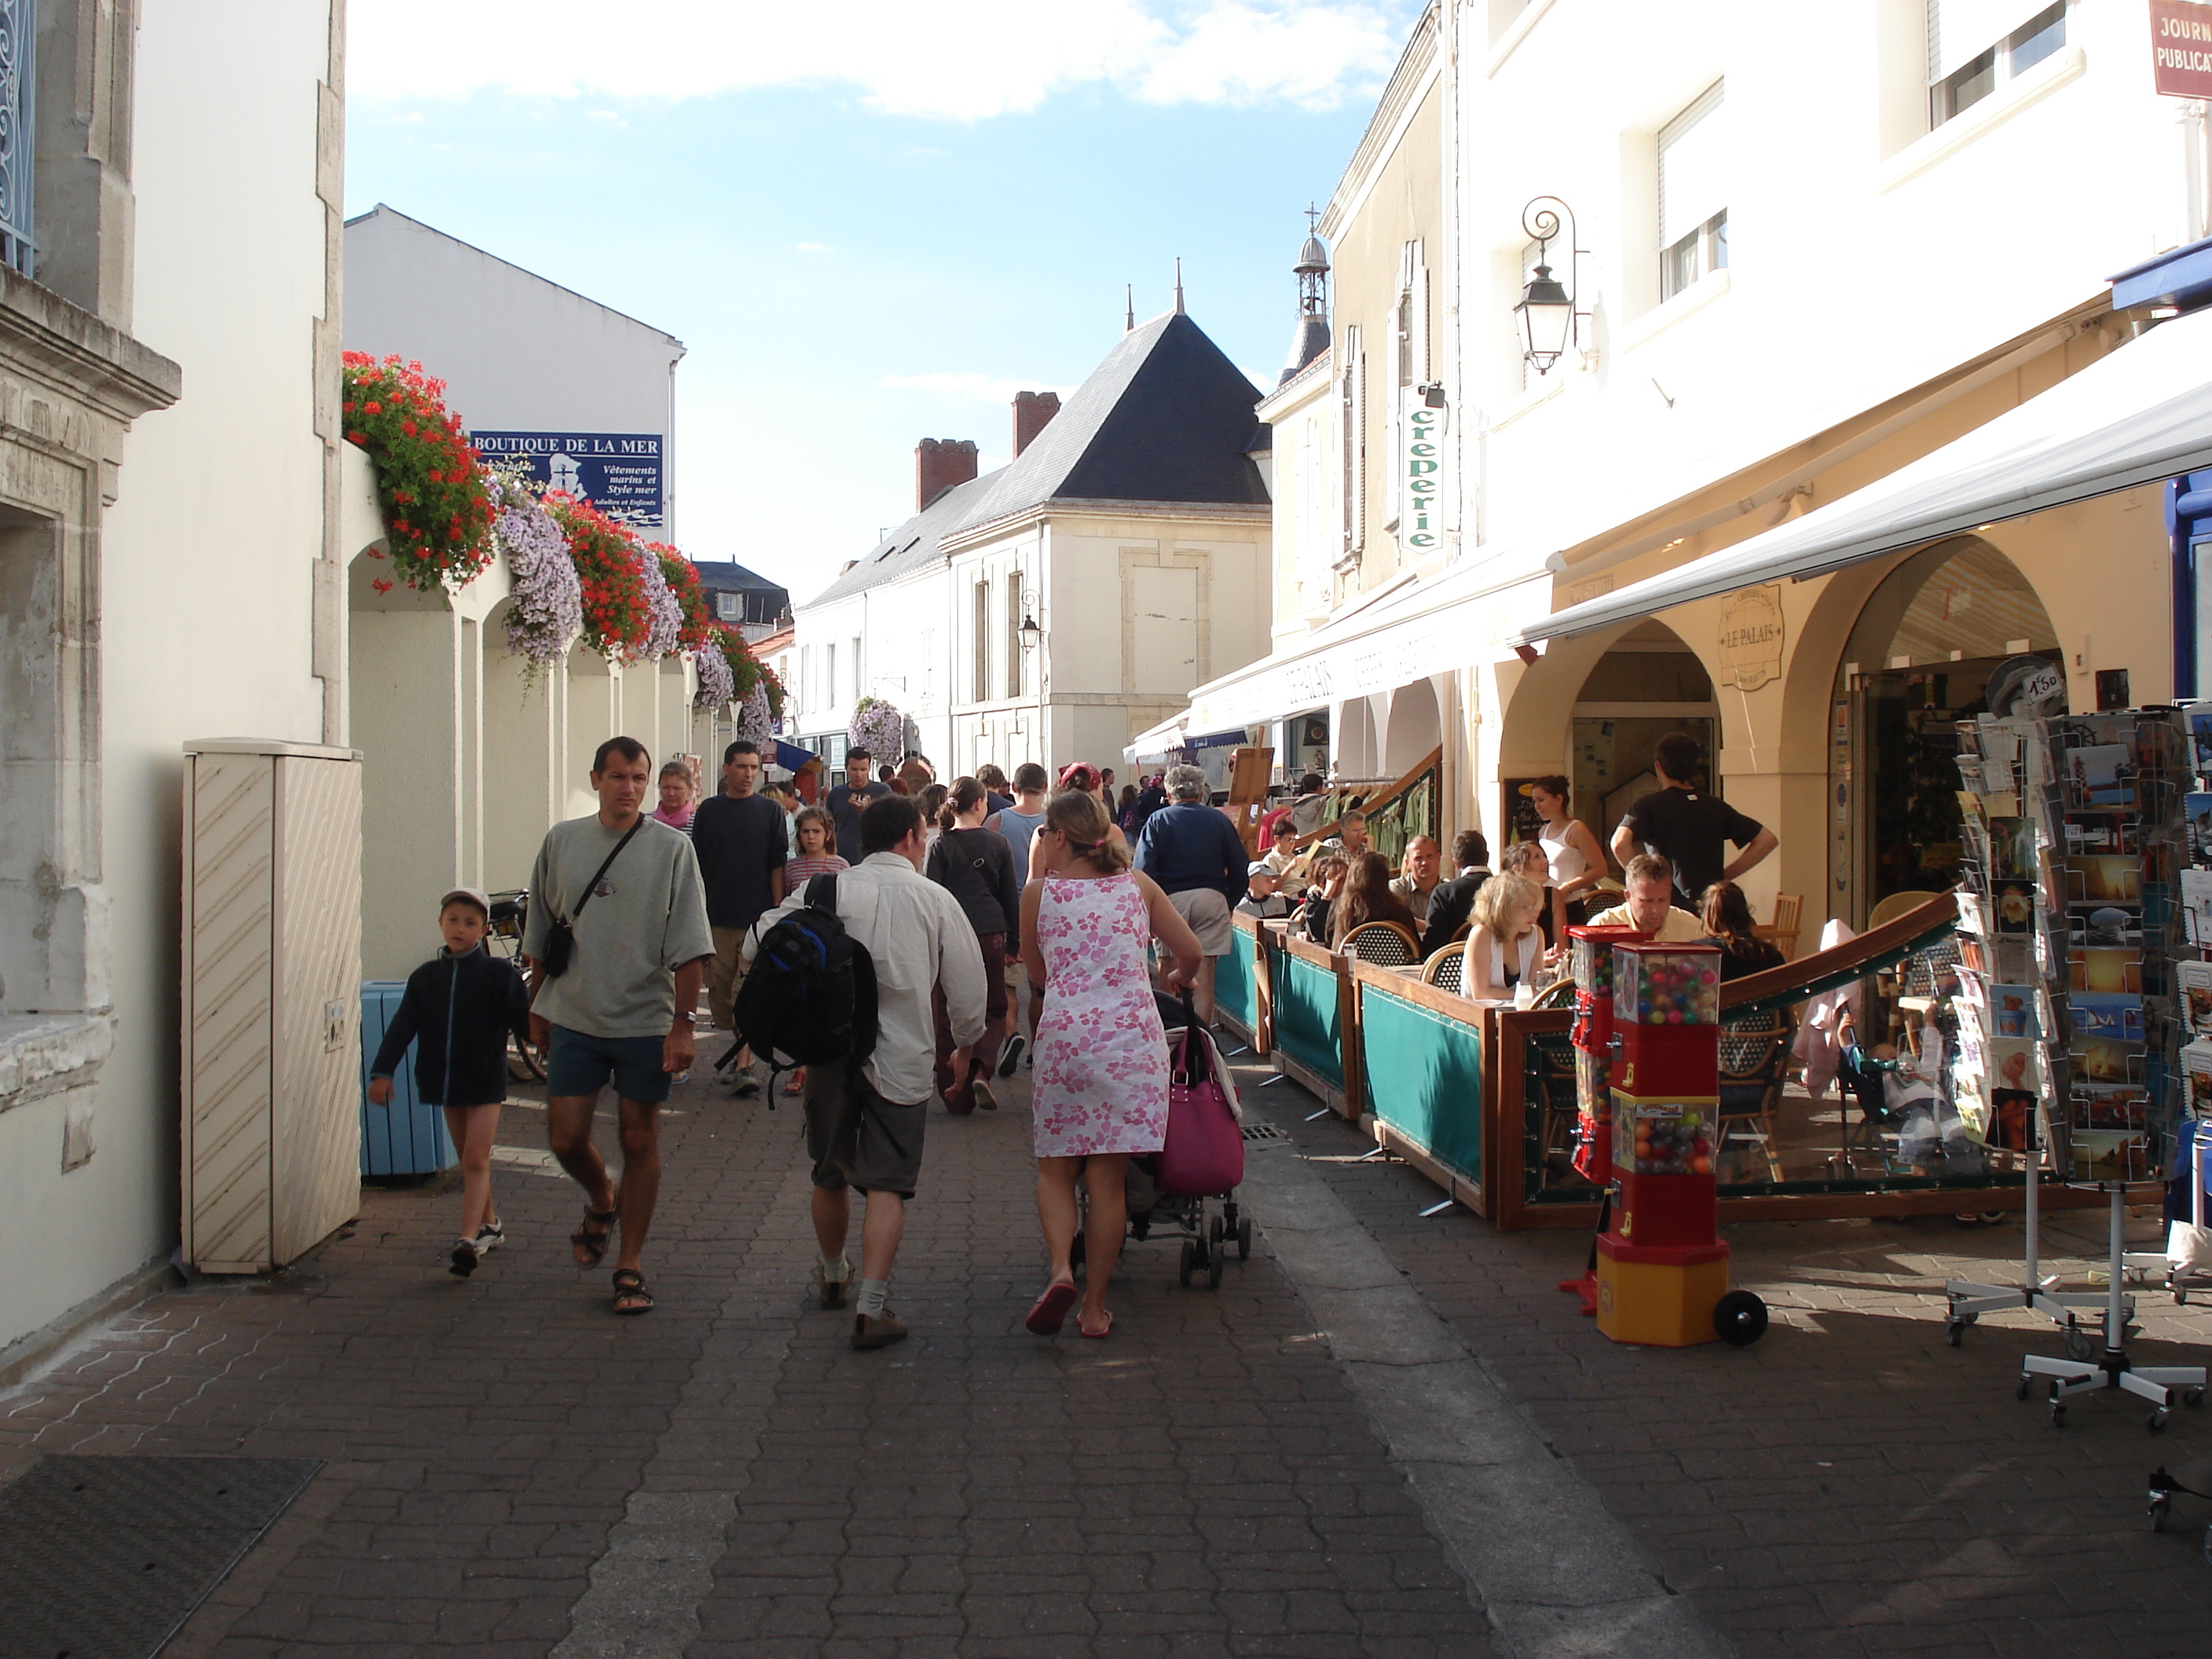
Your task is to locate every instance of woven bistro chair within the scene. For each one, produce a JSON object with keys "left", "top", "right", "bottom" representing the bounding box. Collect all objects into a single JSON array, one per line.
[
  {"left": 1754, "top": 892, "right": 1803, "bottom": 960},
  {"left": 1339, "top": 920, "right": 1422, "bottom": 968},
  {"left": 1716, "top": 1005, "right": 1796, "bottom": 1183},
  {"left": 1420, "top": 941, "right": 1467, "bottom": 994}
]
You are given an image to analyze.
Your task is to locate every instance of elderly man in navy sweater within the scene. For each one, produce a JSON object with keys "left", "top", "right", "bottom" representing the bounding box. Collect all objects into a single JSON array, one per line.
[{"left": 1133, "top": 764, "right": 1250, "bottom": 1024}]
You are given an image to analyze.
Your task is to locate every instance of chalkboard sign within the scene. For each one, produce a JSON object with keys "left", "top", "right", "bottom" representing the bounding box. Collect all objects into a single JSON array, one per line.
[{"left": 1501, "top": 777, "right": 1545, "bottom": 851}]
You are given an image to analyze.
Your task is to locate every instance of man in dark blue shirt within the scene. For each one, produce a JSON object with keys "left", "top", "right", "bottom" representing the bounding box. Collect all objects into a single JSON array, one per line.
[
  {"left": 692, "top": 739, "right": 789, "bottom": 1094},
  {"left": 829, "top": 748, "right": 893, "bottom": 864},
  {"left": 1134, "top": 764, "right": 1250, "bottom": 1024}
]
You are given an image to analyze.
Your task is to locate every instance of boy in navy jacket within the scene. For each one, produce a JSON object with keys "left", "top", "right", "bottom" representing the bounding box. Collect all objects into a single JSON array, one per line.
[{"left": 369, "top": 888, "right": 534, "bottom": 1275}]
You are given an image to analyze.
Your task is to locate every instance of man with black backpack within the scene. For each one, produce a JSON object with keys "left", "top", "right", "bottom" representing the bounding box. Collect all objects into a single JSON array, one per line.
[{"left": 742, "top": 794, "right": 986, "bottom": 1349}]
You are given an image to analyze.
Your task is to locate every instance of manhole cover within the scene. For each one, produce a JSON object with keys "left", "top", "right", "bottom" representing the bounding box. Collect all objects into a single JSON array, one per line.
[
  {"left": 1241, "top": 1122, "right": 1289, "bottom": 1141},
  {"left": 0, "top": 1454, "right": 319, "bottom": 1659}
]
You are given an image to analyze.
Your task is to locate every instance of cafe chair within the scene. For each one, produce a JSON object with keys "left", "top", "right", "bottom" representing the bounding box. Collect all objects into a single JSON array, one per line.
[
  {"left": 1420, "top": 941, "right": 1467, "bottom": 995},
  {"left": 1340, "top": 920, "right": 1421, "bottom": 968},
  {"left": 1755, "top": 892, "right": 1803, "bottom": 960},
  {"left": 1866, "top": 889, "right": 1943, "bottom": 932},
  {"left": 1716, "top": 1006, "right": 1796, "bottom": 1184}
]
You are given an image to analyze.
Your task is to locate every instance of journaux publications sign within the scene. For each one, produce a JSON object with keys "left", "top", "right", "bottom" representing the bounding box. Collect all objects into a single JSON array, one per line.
[
  {"left": 2152, "top": 0, "right": 2212, "bottom": 98},
  {"left": 470, "top": 430, "right": 665, "bottom": 527}
]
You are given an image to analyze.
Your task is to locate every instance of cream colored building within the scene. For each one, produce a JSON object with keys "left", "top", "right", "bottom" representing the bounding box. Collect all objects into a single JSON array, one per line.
[
  {"left": 1184, "top": 0, "right": 2203, "bottom": 931},
  {"left": 792, "top": 310, "right": 1272, "bottom": 780}
]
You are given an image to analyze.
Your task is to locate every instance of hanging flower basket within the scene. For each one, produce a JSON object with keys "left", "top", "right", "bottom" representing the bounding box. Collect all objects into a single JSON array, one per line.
[
  {"left": 716, "top": 623, "right": 762, "bottom": 703},
  {"left": 546, "top": 492, "right": 652, "bottom": 661},
  {"left": 637, "top": 545, "right": 683, "bottom": 661},
  {"left": 650, "top": 545, "right": 712, "bottom": 650},
  {"left": 849, "top": 697, "right": 904, "bottom": 766},
  {"left": 736, "top": 683, "right": 773, "bottom": 749},
  {"left": 342, "top": 352, "right": 495, "bottom": 592},
  {"left": 758, "top": 658, "right": 787, "bottom": 723},
  {"left": 489, "top": 472, "right": 580, "bottom": 677},
  {"left": 692, "top": 635, "right": 734, "bottom": 709}
]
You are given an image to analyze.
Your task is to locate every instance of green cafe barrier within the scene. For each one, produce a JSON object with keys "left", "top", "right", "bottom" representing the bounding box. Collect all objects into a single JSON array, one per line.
[{"left": 1229, "top": 895, "right": 2100, "bottom": 1230}]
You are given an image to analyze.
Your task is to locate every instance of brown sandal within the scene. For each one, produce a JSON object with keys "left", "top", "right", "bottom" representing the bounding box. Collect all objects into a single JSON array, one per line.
[
  {"left": 611, "top": 1268, "right": 655, "bottom": 1315},
  {"left": 570, "top": 1195, "right": 618, "bottom": 1268}
]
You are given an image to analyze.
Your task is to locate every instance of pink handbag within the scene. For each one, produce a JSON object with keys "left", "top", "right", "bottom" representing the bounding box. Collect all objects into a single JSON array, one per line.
[{"left": 1157, "top": 994, "right": 1245, "bottom": 1197}]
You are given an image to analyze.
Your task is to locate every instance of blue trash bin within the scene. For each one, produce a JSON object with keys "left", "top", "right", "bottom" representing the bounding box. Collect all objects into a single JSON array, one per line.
[{"left": 360, "top": 980, "right": 457, "bottom": 1177}]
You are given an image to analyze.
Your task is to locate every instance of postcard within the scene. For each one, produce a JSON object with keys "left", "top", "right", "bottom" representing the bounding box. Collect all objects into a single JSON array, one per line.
[
  {"left": 2073, "top": 1084, "right": 2151, "bottom": 1132},
  {"left": 2074, "top": 908, "right": 2143, "bottom": 948},
  {"left": 1979, "top": 1035, "right": 2042, "bottom": 1099},
  {"left": 1992, "top": 936, "right": 2037, "bottom": 984},
  {"left": 1990, "top": 982, "right": 2041, "bottom": 1039},
  {"left": 1994, "top": 881, "right": 2036, "bottom": 933},
  {"left": 2070, "top": 992, "right": 2144, "bottom": 1042},
  {"left": 2177, "top": 961, "right": 2212, "bottom": 1037},
  {"left": 2182, "top": 1038, "right": 2212, "bottom": 1118},
  {"left": 2189, "top": 793, "right": 2212, "bottom": 862},
  {"left": 2067, "top": 813, "right": 2141, "bottom": 857},
  {"left": 2069, "top": 1037, "right": 2144, "bottom": 1086},
  {"left": 1954, "top": 891, "right": 1987, "bottom": 936},
  {"left": 2066, "top": 743, "right": 2136, "bottom": 807},
  {"left": 2067, "top": 855, "right": 2141, "bottom": 907},
  {"left": 2070, "top": 1129, "right": 2151, "bottom": 1183},
  {"left": 2189, "top": 707, "right": 2212, "bottom": 774},
  {"left": 2070, "top": 946, "right": 2144, "bottom": 995},
  {"left": 1988, "top": 818, "right": 2036, "bottom": 881}
]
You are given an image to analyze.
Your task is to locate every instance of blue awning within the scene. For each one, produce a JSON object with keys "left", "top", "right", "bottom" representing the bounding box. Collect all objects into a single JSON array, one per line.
[{"left": 773, "top": 740, "right": 819, "bottom": 771}]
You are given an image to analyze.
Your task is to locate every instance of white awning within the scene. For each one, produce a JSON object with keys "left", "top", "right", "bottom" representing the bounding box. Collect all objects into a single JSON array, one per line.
[
  {"left": 1126, "top": 712, "right": 1188, "bottom": 766},
  {"left": 1518, "top": 305, "right": 2212, "bottom": 646}
]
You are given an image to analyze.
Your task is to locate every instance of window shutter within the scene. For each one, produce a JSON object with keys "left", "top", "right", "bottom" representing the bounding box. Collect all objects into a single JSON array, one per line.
[
  {"left": 1657, "top": 80, "right": 1727, "bottom": 250},
  {"left": 1927, "top": 0, "right": 2053, "bottom": 82}
]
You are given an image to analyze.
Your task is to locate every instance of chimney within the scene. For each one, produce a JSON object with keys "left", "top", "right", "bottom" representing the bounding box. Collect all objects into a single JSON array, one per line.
[
  {"left": 1012, "top": 391, "right": 1060, "bottom": 459},
  {"left": 916, "top": 438, "right": 978, "bottom": 511}
]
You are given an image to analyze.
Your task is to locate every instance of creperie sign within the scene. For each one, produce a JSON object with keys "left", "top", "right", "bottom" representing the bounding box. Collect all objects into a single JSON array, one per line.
[{"left": 2152, "top": 0, "right": 2212, "bottom": 98}]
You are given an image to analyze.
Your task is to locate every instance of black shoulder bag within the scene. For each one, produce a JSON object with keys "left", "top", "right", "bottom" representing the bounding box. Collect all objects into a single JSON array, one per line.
[{"left": 539, "top": 819, "right": 645, "bottom": 979}]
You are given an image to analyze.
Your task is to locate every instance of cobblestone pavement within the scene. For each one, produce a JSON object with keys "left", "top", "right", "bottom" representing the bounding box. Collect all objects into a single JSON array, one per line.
[
  {"left": 1238, "top": 1059, "right": 2212, "bottom": 1659},
  {"left": 0, "top": 1057, "right": 1492, "bottom": 1659},
  {"left": 7, "top": 1035, "right": 2212, "bottom": 1658}
]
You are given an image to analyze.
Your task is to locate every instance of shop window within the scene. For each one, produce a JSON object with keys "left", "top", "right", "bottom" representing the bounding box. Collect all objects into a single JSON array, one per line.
[
  {"left": 1927, "top": 2, "right": 2066, "bottom": 128},
  {"left": 1658, "top": 82, "right": 1727, "bottom": 302}
]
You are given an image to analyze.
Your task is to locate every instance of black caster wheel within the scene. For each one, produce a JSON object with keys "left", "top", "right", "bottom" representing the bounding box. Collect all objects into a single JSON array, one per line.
[
  {"left": 2152, "top": 1495, "right": 2171, "bottom": 1533},
  {"left": 1712, "top": 1290, "right": 1767, "bottom": 1346},
  {"left": 2187, "top": 1387, "right": 2205, "bottom": 1411},
  {"left": 2016, "top": 1375, "right": 2033, "bottom": 1401},
  {"left": 1193, "top": 1235, "right": 1210, "bottom": 1269},
  {"left": 2150, "top": 1410, "right": 2170, "bottom": 1434},
  {"left": 1178, "top": 1239, "right": 1196, "bottom": 1287},
  {"left": 1236, "top": 1218, "right": 1253, "bottom": 1261},
  {"left": 1946, "top": 1320, "right": 1965, "bottom": 1347},
  {"left": 2050, "top": 1402, "right": 2067, "bottom": 1428},
  {"left": 2177, "top": 1288, "right": 2190, "bottom": 1306},
  {"left": 2064, "top": 1328, "right": 2096, "bottom": 1364},
  {"left": 1207, "top": 1248, "right": 1224, "bottom": 1290},
  {"left": 1210, "top": 1215, "right": 1225, "bottom": 1247}
]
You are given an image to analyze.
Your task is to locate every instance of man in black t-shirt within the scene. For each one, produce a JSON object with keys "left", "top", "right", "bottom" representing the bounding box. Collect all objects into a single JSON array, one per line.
[
  {"left": 692, "top": 739, "right": 790, "bottom": 1094},
  {"left": 1421, "top": 830, "right": 1492, "bottom": 959},
  {"left": 830, "top": 748, "right": 894, "bottom": 864},
  {"left": 1609, "top": 733, "right": 1778, "bottom": 908}
]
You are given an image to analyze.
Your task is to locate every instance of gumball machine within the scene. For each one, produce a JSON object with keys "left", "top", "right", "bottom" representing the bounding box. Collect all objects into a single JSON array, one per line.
[
  {"left": 1595, "top": 939, "right": 1740, "bottom": 1346},
  {"left": 1566, "top": 925, "right": 1644, "bottom": 1181}
]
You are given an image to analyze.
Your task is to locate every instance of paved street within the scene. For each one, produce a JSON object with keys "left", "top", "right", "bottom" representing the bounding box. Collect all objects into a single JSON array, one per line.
[{"left": 6, "top": 1046, "right": 2212, "bottom": 1657}]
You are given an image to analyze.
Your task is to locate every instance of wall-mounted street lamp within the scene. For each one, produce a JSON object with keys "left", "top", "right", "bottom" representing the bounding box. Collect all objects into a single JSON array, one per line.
[
  {"left": 1515, "top": 196, "right": 1588, "bottom": 376},
  {"left": 1017, "top": 587, "right": 1042, "bottom": 651}
]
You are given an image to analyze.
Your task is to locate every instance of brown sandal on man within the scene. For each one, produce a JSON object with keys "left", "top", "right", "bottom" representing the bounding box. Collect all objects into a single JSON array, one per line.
[
  {"left": 571, "top": 1195, "right": 618, "bottom": 1268},
  {"left": 611, "top": 1268, "right": 655, "bottom": 1316}
]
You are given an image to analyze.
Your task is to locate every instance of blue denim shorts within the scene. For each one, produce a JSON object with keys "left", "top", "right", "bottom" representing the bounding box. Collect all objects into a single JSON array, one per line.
[{"left": 545, "top": 1025, "right": 672, "bottom": 1104}]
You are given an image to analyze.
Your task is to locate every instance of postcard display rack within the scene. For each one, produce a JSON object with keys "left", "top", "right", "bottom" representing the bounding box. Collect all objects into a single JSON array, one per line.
[{"left": 1944, "top": 709, "right": 2204, "bottom": 1429}]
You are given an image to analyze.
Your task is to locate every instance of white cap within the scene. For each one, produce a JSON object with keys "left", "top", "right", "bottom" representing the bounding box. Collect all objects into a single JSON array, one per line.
[{"left": 440, "top": 887, "right": 493, "bottom": 917}]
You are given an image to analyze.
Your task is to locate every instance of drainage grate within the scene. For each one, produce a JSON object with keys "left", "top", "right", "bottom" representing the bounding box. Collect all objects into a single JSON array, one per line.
[
  {"left": 1241, "top": 1122, "right": 1289, "bottom": 1141},
  {"left": 0, "top": 1454, "right": 320, "bottom": 1659}
]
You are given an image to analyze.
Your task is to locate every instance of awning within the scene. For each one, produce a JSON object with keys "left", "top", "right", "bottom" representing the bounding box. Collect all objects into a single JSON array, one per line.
[
  {"left": 1126, "top": 712, "right": 1188, "bottom": 766},
  {"left": 1518, "top": 303, "right": 2212, "bottom": 645}
]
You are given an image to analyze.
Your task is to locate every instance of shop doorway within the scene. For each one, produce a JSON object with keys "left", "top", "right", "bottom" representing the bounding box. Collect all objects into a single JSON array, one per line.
[
  {"left": 1832, "top": 537, "right": 2062, "bottom": 924},
  {"left": 1549, "top": 620, "right": 1719, "bottom": 871}
]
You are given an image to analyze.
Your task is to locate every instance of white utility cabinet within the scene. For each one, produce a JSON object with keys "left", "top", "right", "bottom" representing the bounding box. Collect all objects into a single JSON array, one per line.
[{"left": 181, "top": 738, "right": 364, "bottom": 1273}]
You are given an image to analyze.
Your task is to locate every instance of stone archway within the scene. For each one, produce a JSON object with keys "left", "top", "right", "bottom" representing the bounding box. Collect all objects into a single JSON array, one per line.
[{"left": 1382, "top": 677, "right": 1442, "bottom": 776}]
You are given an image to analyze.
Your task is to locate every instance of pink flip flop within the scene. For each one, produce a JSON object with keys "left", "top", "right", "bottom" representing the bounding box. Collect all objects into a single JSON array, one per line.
[
  {"left": 1026, "top": 1281, "right": 1078, "bottom": 1335},
  {"left": 1079, "top": 1312, "right": 1114, "bottom": 1340}
]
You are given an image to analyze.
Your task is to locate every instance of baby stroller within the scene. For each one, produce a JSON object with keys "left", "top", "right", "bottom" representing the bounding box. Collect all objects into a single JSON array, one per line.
[{"left": 1071, "top": 991, "right": 1254, "bottom": 1291}]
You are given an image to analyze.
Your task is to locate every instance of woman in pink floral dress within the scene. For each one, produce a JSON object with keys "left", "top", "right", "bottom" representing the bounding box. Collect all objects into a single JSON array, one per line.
[{"left": 1019, "top": 788, "right": 1203, "bottom": 1339}]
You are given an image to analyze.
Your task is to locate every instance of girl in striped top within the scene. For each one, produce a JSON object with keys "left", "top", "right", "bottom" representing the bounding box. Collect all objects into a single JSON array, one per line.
[{"left": 783, "top": 805, "right": 848, "bottom": 889}]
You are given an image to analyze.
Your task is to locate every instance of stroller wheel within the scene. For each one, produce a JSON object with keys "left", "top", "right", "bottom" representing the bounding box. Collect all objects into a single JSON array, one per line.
[
  {"left": 1178, "top": 1239, "right": 1196, "bottom": 1287},
  {"left": 1237, "top": 1218, "right": 1253, "bottom": 1261},
  {"left": 1210, "top": 1215, "right": 1225, "bottom": 1246},
  {"left": 1712, "top": 1290, "right": 1768, "bottom": 1346},
  {"left": 1207, "top": 1247, "right": 1224, "bottom": 1290}
]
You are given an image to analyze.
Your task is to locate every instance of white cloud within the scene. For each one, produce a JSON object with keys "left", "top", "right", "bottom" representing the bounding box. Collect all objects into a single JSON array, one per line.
[
  {"left": 348, "top": 1, "right": 1408, "bottom": 121},
  {"left": 879, "top": 372, "right": 1070, "bottom": 404},
  {"left": 795, "top": 241, "right": 832, "bottom": 254}
]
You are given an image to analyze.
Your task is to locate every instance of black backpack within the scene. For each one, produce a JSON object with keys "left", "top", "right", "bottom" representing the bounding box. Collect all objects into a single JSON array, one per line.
[{"left": 727, "top": 873, "right": 877, "bottom": 1096}]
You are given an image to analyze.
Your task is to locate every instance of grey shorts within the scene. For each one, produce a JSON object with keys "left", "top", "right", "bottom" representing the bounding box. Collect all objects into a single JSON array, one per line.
[
  {"left": 1168, "top": 886, "right": 1235, "bottom": 956},
  {"left": 803, "top": 1063, "right": 926, "bottom": 1198}
]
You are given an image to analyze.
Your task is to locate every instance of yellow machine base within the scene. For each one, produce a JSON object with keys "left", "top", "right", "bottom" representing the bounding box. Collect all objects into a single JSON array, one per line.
[{"left": 1594, "top": 1244, "right": 1730, "bottom": 1347}]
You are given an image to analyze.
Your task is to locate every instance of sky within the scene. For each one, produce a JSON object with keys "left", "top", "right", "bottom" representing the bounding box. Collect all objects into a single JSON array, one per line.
[{"left": 343, "top": 0, "right": 1419, "bottom": 606}]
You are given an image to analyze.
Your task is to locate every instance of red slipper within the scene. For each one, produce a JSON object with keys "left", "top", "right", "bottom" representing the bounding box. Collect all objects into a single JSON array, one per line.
[
  {"left": 1026, "top": 1281, "right": 1078, "bottom": 1335},
  {"left": 1079, "top": 1312, "right": 1114, "bottom": 1340}
]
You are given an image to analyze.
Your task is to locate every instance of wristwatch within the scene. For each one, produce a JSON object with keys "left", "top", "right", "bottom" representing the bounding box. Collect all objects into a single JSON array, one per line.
[{"left": 672, "top": 1012, "right": 694, "bottom": 1025}]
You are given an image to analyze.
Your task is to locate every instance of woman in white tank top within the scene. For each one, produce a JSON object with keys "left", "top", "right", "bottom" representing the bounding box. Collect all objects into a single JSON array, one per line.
[{"left": 1529, "top": 776, "right": 1607, "bottom": 936}]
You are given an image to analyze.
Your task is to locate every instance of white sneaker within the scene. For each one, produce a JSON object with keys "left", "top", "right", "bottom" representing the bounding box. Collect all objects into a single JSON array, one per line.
[
  {"left": 449, "top": 1236, "right": 480, "bottom": 1276},
  {"left": 473, "top": 1218, "right": 504, "bottom": 1256}
]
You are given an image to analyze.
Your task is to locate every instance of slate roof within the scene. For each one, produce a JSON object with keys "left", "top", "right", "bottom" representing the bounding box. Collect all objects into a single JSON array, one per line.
[
  {"left": 805, "top": 312, "right": 1266, "bottom": 607},
  {"left": 692, "top": 559, "right": 790, "bottom": 628}
]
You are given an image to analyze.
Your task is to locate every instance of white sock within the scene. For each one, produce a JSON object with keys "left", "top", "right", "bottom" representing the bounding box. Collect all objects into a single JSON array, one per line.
[
  {"left": 856, "top": 1278, "right": 890, "bottom": 1317},
  {"left": 821, "top": 1253, "right": 850, "bottom": 1278}
]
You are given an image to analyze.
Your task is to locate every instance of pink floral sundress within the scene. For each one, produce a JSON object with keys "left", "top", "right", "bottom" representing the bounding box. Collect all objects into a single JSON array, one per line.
[{"left": 1031, "top": 873, "right": 1170, "bottom": 1157}]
